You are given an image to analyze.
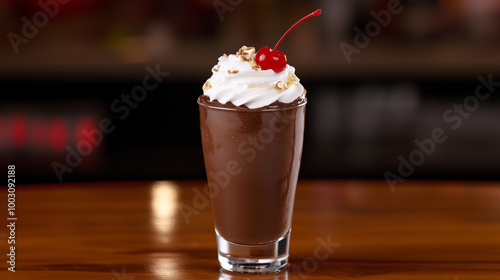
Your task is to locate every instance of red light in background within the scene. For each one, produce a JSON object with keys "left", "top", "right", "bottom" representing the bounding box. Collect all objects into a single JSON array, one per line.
[
  {"left": 11, "top": 115, "right": 27, "bottom": 148},
  {"left": 76, "top": 117, "right": 99, "bottom": 144},
  {"left": 48, "top": 118, "right": 68, "bottom": 153},
  {"left": 1, "top": 114, "right": 101, "bottom": 155}
]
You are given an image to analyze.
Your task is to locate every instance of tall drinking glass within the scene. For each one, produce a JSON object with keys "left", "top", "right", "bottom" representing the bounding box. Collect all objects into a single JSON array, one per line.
[{"left": 198, "top": 96, "right": 306, "bottom": 274}]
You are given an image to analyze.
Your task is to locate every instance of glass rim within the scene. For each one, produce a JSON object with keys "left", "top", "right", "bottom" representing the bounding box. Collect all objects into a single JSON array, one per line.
[{"left": 197, "top": 96, "right": 307, "bottom": 112}]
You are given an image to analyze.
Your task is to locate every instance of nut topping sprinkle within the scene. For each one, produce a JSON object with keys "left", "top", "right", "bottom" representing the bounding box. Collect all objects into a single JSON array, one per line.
[
  {"left": 288, "top": 74, "right": 299, "bottom": 86},
  {"left": 250, "top": 59, "right": 261, "bottom": 71},
  {"left": 275, "top": 75, "right": 300, "bottom": 92},
  {"left": 239, "top": 46, "right": 255, "bottom": 59},
  {"left": 203, "top": 81, "right": 212, "bottom": 91},
  {"left": 237, "top": 46, "right": 255, "bottom": 62},
  {"left": 234, "top": 46, "right": 261, "bottom": 70},
  {"left": 275, "top": 81, "right": 285, "bottom": 92}
]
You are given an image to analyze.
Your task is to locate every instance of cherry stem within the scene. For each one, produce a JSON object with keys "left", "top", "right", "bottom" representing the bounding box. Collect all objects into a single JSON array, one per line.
[{"left": 273, "top": 9, "right": 322, "bottom": 50}]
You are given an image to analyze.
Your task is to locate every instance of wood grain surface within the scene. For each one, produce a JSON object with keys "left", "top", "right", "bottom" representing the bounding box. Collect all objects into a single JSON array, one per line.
[{"left": 1, "top": 180, "right": 500, "bottom": 279}]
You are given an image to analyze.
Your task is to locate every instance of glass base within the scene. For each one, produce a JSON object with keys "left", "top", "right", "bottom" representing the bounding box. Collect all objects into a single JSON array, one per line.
[{"left": 216, "top": 230, "right": 290, "bottom": 274}]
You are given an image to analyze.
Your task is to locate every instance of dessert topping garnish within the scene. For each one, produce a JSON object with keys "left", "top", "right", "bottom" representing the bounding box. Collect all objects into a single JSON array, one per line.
[
  {"left": 275, "top": 81, "right": 285, "bottom": 91},
  {"left": 234, "top": 46, "right": 261, "bottom": 70},
  {"left": 239, "top": 46, "right": 255, "bottom": 60},
  {"left": 275, "top": 74, "right": 299, "bottom": 92},
  {"left": 250, "top": 59, "right": 261, "bottom": 71},
  {"left": 203, "top": 81, "right": 212, "bottom": 90}
]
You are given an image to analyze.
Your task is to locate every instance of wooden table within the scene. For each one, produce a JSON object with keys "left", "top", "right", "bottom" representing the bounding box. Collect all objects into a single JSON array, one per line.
[{"left": 2, "top": 180, "right": 500, "bottom": 279}]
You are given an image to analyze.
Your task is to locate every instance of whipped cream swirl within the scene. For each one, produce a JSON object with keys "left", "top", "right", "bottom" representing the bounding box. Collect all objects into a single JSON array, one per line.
[{"left": 202, "top": 47, "right": 305, "bottom": 109}]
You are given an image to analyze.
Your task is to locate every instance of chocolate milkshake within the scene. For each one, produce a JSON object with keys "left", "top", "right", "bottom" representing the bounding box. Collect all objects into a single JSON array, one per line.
[{"left": 198, "top": 44, "right": 309, "bottom": 273}]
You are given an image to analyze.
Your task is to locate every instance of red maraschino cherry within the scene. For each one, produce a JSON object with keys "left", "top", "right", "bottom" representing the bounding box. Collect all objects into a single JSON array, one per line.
[{"left": 255, "top": 9, "right": 322, "bottom": 73}]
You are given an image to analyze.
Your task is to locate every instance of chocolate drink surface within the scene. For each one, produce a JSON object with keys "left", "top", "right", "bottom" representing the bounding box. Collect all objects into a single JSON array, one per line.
[{"left": 198, "top": 96, "right": 306, "bottom": 245}]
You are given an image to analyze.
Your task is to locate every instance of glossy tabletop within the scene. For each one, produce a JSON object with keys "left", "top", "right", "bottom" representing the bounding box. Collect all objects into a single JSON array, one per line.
[{"left": 1, "top": 180, "right": 500, "bottom": 279}]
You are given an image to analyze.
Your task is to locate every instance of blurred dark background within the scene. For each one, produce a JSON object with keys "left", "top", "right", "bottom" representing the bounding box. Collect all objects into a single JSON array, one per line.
[{"left": 1, "top": 0, "right": 499, "bottom": 183}]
